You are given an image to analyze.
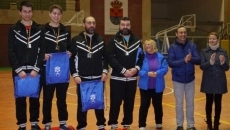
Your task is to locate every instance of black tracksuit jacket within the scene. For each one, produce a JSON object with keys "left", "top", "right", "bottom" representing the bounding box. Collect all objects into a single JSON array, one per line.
[
  {"left": 70, "top": 31, "right": 108, "bottom": 80},
  {"left": 107, "top": 32, "right": 144, "bottom": 81},
  {"left": 8, "top": 20, "right": 45, "bottom": 75}
]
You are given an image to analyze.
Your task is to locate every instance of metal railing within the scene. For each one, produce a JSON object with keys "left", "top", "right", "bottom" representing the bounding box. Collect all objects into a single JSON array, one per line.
[
  {"left": 215, "top": 23, "right": 230, "bottom": 40},
  {"left": 63, "top": 10, "right": 84, "bottom": 26},
  {"left": 155, "top": 14, "right": 196, "bottom": 54},
  {"left": 0, "top": 0, "right": 76, "bottom": 11}
]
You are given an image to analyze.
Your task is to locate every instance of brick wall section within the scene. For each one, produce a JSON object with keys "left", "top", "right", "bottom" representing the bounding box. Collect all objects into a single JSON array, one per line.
[
  {"left": 0, "top": 24, "right": 11, "bottom": 67},
  {"left": 90, "top": 0, "right": 142, "bottom": 43}
]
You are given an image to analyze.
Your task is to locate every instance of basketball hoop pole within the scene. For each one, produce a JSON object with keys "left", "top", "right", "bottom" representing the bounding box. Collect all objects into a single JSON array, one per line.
[{"left": 63, "top": 10, "right": 84, "bottom": 26}]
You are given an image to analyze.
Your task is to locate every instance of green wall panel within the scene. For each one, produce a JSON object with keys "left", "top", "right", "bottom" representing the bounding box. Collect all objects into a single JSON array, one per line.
[{"left": 0, "top": 0, "right": 66, "bottom": 10}]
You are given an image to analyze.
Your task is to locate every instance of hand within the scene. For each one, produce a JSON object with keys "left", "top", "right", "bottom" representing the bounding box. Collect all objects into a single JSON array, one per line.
[
  {"left": 45, "top": 54, "right": 52, "bottom": 61},
  {"left": 74, "top": 76, "right": 81, "bottom": 84},
  {"left": 210, "top": 53, "right": 216, "bottom": 61},
  {"left": 219, "top": 55, "right": 225, "bottom": 63},
  {"left": 124, "top": 70, "right": 132, "bottom": 77},
  {"left": 147, "top": 71, "right": 157, "bottom": 77},
  {"left": 209, "top": 53, "right": 216, "bottom": 65},
  {"left": 101, "top": 73, "right": 107, "bottom": 81},
  {"left": 129, "top": 68, "right": 137, "bottom": 76},
  {"left": 18, "top": 71, "right": 27, "bottom": 79},
  {"left": 30, "top": 70, "right": 38, "bottom": 78},
  {"left": 184, "top": 52, "right": 192, "bottom": 63},
  {"left": 67, "top": 51, "right": 72, "bottom": 58}
]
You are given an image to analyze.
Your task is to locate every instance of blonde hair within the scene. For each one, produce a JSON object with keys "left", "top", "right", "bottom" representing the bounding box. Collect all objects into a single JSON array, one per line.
[{"left": 143, "top": 39, "right": 158, "bottom": 53}]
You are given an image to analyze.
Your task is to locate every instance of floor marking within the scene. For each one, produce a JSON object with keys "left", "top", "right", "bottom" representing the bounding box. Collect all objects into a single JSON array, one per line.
[{"left": 63, "top": 84, "right": 230, "bottom": 125}]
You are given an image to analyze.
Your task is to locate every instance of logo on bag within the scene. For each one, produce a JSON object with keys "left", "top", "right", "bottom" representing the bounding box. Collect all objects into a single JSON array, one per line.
[
  {"left": 90, "top": 94, "right": 96, "bottom": 103},
  {"left": 54, "top": 66, "right": 61, "bottom": 76}
]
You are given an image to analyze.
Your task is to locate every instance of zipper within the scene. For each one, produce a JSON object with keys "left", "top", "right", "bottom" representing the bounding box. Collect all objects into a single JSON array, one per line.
[{"left": 184, "top": 47, "right": 186, "bottom": 83}]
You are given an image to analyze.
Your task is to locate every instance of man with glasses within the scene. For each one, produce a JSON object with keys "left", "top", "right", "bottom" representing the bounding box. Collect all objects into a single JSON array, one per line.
[{"left": 107, "top": 17, "right": 144, "bottom": 130}]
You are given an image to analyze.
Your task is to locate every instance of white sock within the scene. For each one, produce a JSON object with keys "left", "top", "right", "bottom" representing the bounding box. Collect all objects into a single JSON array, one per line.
[
  {"left": 98, "top": 125, "right": 105, "bottom": 129},
  {"left": 31, "top": 122, "right": 38, "bottom": 126},
  {"left": 19, "top": 123, "right": 26, "bottom": 128},
  {"left": 45, "top": 122, "right": 51, "bottom": 126},
  {"left": 60, "top": 120, "right": 67, "bottom": 125}
]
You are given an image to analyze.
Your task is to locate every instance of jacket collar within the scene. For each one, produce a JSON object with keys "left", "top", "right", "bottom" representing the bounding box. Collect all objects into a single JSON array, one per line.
[
  {"left": 174, "top": 38, "right": 189, "bottom": 46},
  {"left": 115, "top": 31, "right": 134, "bottom": 40},
  {"left": 44, "top": 22, "right": 66, "bottom": 31},
  {"left": 203, "top": 46, "right": 221, "bottom": 52},
  {"left": 79, "top": 31, "right": 98, "bottom": 38},
  {"left": 16, "top": 20, "right": 39, "bottom": 29}
]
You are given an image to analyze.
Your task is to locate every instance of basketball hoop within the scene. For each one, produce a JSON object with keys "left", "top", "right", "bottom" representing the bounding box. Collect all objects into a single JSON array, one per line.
[{"left": 63, "top": 10, "right": 84, "bottom": 26}]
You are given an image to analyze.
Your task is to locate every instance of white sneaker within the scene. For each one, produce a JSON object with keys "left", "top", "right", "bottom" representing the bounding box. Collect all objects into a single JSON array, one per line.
[
  {"left": 139, "top": 127, "right": 146, "bottom": 130},
  {"left": 156, "top": 124, "right": 162, "bottom": 129}
]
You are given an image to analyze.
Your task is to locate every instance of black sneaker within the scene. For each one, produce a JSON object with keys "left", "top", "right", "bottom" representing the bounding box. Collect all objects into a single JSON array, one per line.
[
  {"left": 44, "top": 125, "right": 51, "bottom": 130},
  {"left": 31, "top": 124, "right": 41, "bottom": 130},
  {"left": 60, "top": 124, "right": 70, "bottom": 130},
  {"left": 18, "top": 127, "right": 26, "bottom": 130},
  {"left": 187, "top": 127, "right": 196, "bottom": 130},
  {"left": 123, "top": 126, "right": 131, "bottom": 130},
  {"left": 176, "top": 126, "right": 184, "bottom": 130}
]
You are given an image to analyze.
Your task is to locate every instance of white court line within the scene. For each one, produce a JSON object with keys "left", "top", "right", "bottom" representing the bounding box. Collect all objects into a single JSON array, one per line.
[
  {"left": 163, "top": 87, "right": 174, "bottom": 95},
  {"left": 67, "top": 86, "right": 77, "bottom": 96},
  {"left": 67, "top": 86, "right": 174, "bottom": 96}
]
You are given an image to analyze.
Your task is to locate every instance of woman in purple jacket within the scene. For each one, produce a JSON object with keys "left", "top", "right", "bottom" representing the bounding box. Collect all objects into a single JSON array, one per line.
[{"left": 138, "top": 39, "right": 168, "bottom": 130}]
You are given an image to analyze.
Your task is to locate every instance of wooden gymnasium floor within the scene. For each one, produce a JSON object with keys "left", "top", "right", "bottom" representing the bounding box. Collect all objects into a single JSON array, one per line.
[{"left": 0, "top": 66, "right": 230, "bottom": 130}]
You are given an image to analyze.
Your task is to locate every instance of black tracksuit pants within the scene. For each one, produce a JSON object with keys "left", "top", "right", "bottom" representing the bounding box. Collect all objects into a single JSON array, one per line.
[
  {"left": 108, "top": 79, "right": 137, "bottom": 126},
  {"left": 12, "top": 70, "right": 41, "bottom": 125},
  {"left": 41, "top": 67, "right": 69, "bottom": 124},
  {"left": 76, "top": 82, "right": 106, "bottom": 129}
]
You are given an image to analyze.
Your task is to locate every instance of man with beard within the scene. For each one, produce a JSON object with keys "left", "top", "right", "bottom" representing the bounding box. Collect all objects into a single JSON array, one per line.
[
  {"left": 70, "top": 16, "right": 108, "bottom": 130},
  {"left": 107, "top": 17, "right": 144, "bottom": 130}
]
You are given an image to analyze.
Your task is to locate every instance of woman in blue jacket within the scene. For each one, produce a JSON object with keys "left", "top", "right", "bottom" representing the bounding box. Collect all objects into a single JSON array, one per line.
[{"left": 138, "top": 39, "right": 168, "bottom": 130}]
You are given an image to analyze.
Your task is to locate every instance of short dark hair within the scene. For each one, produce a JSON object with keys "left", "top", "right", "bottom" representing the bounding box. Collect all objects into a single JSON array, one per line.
[
  {"left": 19, "top": 1, "right": 33, "bottom": 11},
  {"left": 119, "top": 17, "right": 130, "bottom": 24},
  {"left": 49, "top": 4, "right": 63, "bottom": 14},
  {"left": 176, "top": 25, "right": 186, "bottom": 33}
]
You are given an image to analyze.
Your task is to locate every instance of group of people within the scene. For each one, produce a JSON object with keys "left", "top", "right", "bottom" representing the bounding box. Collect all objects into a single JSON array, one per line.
[
  {"left": 8, "top": 1, "right": 229, "bottom": 130},
  {"left": 168, "top": 27, "right": 229, "bottom": 130}
]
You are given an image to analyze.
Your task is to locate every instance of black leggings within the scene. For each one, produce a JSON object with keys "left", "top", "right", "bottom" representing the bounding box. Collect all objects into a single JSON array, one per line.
[{"left": 205, "top": 94, "right": 222, "bottom": 119}]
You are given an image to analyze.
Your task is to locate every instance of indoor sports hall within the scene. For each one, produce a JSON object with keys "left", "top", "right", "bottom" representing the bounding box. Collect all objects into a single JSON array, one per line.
[{"left": 0, "top": 0, "right": 230, "bottom": 130}]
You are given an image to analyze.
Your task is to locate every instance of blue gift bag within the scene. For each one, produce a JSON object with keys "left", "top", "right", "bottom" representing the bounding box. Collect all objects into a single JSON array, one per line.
[
  {"left": 14, "top": 74, "right": 40, "bottom": 98},
  {"left": 46, "top": 52, "right": 70, "bottom": 84},
  {"left": 80, "top": 80, "right": 104, "bottom": 112}
]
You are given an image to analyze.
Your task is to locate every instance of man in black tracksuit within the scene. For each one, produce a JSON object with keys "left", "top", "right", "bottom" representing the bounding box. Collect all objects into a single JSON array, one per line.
[
  {"left": 41, "top": 5, "right": 71, "bottom": 130},
  {"left": 8, "top": 1, "right": 45, "bottom": 130},
  {"left": 70, "top": 16, "right": 108, "bottom": 130},
  {"left": 107, "top": 17, "right": 144, "bottom": 130}
]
